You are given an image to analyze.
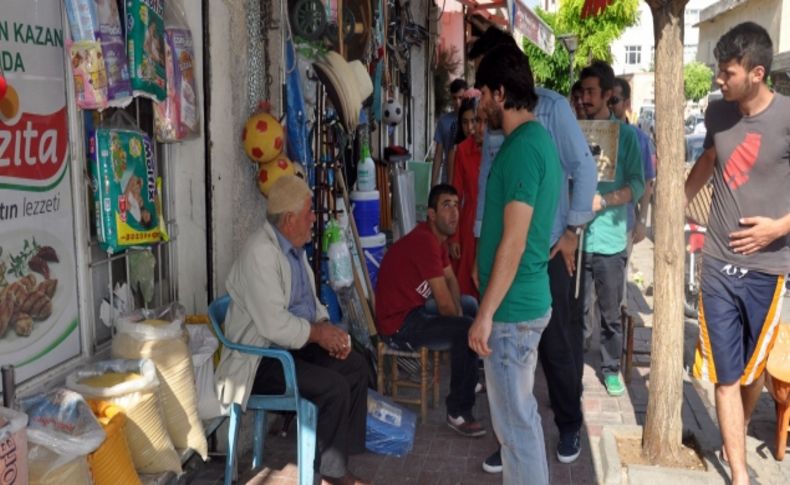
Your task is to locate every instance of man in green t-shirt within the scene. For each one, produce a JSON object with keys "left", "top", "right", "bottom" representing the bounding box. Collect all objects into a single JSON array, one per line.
[
  {"left": 578, "top": 61, "right": 644, "bottom": 397},
  {"left": 468, "top": 43, "right": 561, "bottom": 485}
]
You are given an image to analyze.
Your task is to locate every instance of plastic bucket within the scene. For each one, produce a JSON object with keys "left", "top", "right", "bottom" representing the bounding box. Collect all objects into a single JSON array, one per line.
[
  {"left": 350, "top": 190, "right": 380, "bottom": 237},
  {"left": 360, "top": 232, "right": 387, "bottom": 289}
]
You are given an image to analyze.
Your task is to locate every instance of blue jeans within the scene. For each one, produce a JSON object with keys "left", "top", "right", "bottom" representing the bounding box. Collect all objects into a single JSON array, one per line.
[
  {"left": 387, "top": 296, "right": 479, "bottom": 416},
  {"left": 484, "top": 311, "right": 551, "bottom": 485}
]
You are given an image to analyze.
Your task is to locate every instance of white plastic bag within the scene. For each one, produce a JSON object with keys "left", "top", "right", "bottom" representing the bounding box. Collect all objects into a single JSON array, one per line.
[
  {"left": 66, "top": 359, "right": 182, "bottom": 474},
  {"left": 186, "top": 324, "right": 222, "bottom": 419},
  {"left": 112, "top": 303, "right": 208, "bottom": 459},
  {"left": 20, "top": 388, "right": 106, "bottom": 485}
]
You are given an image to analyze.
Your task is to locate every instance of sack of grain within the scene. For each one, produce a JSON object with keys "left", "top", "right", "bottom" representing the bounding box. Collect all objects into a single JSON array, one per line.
[
  {"left": 111, "top": 302, "right": 207, "bottom": 459},
  {"left": 66, "top": 359, "right": 182, "bottom": 474},
  {"left": 20, "top": 388, "right": 106, "bottom": 485}
]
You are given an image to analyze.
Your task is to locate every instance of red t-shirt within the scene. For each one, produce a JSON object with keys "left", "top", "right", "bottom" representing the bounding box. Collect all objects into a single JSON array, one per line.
[{"left": 375, "top": 222, "right": 450, "bottom": 336}]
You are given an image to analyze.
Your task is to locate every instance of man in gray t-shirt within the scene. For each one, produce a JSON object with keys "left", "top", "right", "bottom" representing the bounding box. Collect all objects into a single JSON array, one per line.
[
  {"left": 685, "top": 22, "right": 790, "bottom": 485},
  {"left": 701, "top": 97, "right": 790, "bottom": 272}
]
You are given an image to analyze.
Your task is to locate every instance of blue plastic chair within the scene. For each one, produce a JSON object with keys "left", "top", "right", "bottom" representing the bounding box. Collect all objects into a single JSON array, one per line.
[{"left": 208, "top": 295, "right": 317, "bottom": 485}]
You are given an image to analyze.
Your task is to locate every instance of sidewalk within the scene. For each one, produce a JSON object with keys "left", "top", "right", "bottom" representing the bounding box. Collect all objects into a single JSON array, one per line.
[{"left": 187, "top": 239, "right": 790, "bottom": 484}]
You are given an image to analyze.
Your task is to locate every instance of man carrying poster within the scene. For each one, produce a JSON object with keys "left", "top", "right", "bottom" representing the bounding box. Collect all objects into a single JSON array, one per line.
[{"left": 577, "top": 60, "right": 644, "bottom": 396}]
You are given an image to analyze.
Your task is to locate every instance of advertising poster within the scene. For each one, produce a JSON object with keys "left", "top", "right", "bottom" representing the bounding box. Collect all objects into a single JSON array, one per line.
[
  {"left": 0, "top": 0, "right": 81, "bottom": 387},
  {"left": 579, "top": 120, "right": 620, "bottom": 182}
]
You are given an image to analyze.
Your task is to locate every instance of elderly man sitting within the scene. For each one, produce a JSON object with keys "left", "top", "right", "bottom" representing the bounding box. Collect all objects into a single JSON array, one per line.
[{"left": 215, "top": 176, "right": 369, "bottom": 485}]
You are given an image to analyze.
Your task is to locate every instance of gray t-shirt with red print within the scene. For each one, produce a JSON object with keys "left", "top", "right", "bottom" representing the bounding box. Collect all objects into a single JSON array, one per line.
[{"left": 702, "top": 94, "right": 790, "bottom": 274}]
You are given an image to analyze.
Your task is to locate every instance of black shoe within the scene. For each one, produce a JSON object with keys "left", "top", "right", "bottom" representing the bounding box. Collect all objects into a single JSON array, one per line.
[
  {"left": 482, "top": 448, "right": 502, "bottom": 473},
  {"left": 557, "top": 430, "right": 581, "bottom": 464}
]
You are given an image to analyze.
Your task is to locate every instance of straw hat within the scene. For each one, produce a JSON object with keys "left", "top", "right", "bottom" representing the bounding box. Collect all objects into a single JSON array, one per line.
[{"left": 313, "top": 51, "right": 373, "bottom": 132}]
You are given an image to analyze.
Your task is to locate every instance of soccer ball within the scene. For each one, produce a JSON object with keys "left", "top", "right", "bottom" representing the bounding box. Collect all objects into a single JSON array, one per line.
[
  {"left": 242, "top": 111, "right": 285, "bottom": 164},
  {"left": 258, "top": 156, "right": 295, "bottom": 197},
  {"left": 382, "top": 98, "right": 403, "bottom": 126}
]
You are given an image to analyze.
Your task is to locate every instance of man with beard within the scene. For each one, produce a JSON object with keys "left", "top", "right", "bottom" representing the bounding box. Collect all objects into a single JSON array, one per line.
[
  {"left": 686, "top": 22, "right": 790, "bottom": 485},
  {"left": 468, "top": 27, "right": 597, "bottom": 471},
  {"left": 578, "top": 61, "right": 644, "bottom": 397},
  {"left": 375, "top": 184, "right": 485, "bottom": 437},
  {"left": 467, "top": 43, "right": 562, "bottom": 484}
]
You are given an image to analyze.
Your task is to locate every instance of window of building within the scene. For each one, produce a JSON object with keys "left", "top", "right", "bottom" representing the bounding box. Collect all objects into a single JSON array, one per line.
[
  {"left": 625, "top": 45, "right": 642, "bottom": 65},
  {"left": 684, "top": 44, "right": 698, "bottom": 63}
]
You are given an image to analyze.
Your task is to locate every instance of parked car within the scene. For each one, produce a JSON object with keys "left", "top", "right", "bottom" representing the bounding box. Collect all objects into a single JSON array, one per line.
[
  {"left": 685, "top": 133, "right": 706, "bottom": 166},
  {"left": 637, "top": 105, "right": 655, "bottom": 139},
  {"left": 685, "top": 113, "right": 705, "bottom": 134}
]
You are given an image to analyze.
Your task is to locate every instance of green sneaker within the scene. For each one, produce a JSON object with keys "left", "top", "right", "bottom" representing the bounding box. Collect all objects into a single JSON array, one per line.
[{"left": 604, "top": 373, "right": 626, "bottom": 396}]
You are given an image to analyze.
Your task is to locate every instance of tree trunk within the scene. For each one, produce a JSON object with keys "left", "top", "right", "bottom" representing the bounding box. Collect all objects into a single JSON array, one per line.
[{"left": 642, "top": 0, "right": 688, "bottom": 464}]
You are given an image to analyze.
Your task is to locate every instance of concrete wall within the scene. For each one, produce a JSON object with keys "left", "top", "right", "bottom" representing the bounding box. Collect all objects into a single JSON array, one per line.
[
  {"left": 697, "top": 0, "right": 788, "bottom": 68},
  {"left": 171, "top": 5, "right": 208, "bottom": 313},
  {"left": 207, "top": 0, "right": 275, "bottom": 298}
]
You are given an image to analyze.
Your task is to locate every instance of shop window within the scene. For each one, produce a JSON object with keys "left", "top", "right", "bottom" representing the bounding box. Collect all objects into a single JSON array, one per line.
[
  {"left": 83, "top": 99, "right": 177, "bottom": 348},
  {"left": 625, "top": 46, "right": 642, "bottom": 65}
]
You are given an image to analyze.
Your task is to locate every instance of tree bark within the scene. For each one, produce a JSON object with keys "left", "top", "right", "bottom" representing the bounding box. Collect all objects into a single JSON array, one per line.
[{"left": 642, "top": 0, "right": 688, "bottom": 464}]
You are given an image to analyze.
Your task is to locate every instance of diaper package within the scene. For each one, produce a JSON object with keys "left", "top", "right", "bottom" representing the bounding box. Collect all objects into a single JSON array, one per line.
[
  {"left": 96, "top": 0, "right": 133, "bottom": 105},
  {"left": 125, "top": 0, "right": 167, "bottom": 101},
  {"left": 90, "top": 121, "right": 161, "bottom": 252},
  {"left": 68, "top": 40, "right": 109, "bottom": 110},
  {"left": 64, "top": 0, "right": 132, "bottom": 108},
  {"left": 155, "top": 0, "right": 200, "bottom": 142}
]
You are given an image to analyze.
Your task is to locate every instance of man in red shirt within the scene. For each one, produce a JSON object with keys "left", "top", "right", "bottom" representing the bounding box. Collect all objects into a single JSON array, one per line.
[{"left": 376, "top": 184, "right": 485, "bottom": 437}]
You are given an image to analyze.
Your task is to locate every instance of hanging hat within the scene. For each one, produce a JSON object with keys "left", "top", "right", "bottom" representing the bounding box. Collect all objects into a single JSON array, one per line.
[
  {"left": 313, "top": 51, "right": 374, "bottom": 132},
  {"left": 313, "top": 58, "right": 352, "bottom": 130},
  {"left": 348, "top": 60, "right": 373, "bottom": 105},
  {"left": 324, "top": 51, "right": 359, "bottom": 130}
]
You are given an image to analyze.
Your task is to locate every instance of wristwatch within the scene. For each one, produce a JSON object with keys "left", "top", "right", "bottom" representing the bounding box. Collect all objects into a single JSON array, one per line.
[
  {"left": 566, "top": 225, "right": 584, "bottom": 236},
  {"left": 599, "top": 193, "right": 609, "bottom": 210}
]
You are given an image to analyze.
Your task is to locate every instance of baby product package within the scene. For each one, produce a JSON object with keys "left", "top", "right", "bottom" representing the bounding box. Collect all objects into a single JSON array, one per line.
[
  {"left": 64, "top": 0, "right": 132, "bottom": 109},
  {"left": 90, "top": 115, "right": 161, "bottom": 252},
  {"left": 125, "top": 0, "right": 167, "bottom": 101},
  {"left": 68, "top": 40, "right": 110, "bottom": 110},
  {"left": 96, "top": 0, "right": 133, "bottom": 106},
  {"left": 155, "top": 0, "right": 200, "bottom": 142}
]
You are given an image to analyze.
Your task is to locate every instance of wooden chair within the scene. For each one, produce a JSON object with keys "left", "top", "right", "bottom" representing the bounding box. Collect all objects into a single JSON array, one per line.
[
  {"left": 376, "top": 340, "right": 450, "bottom": 422},
  {"left": 767, "top": 323, "right": 790, "bottom": 460},
  {"left": 621, "top": 305, "right": 650, "bottom": 384}
]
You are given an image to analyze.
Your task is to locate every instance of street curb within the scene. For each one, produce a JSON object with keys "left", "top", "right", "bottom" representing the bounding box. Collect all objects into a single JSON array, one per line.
[{"left": 599, "top": 424, "right": 724, "bottom": 485}]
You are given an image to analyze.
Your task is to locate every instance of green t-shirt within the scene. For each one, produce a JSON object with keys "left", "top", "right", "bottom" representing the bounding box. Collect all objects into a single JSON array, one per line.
[
  {"left": 477, "top": 120, "right": 562, "bottom": 323},
  {"left": 583, "top": 121, "right": 645, "bottom": 255}
]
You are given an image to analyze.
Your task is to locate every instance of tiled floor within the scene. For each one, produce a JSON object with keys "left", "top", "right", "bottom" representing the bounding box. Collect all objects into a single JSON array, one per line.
[
  {"left": 185, "top": 353, "right": 601, "bottom": 485},
  {"left": 183, "top": 237, "right": 790, "bottom": 484}
]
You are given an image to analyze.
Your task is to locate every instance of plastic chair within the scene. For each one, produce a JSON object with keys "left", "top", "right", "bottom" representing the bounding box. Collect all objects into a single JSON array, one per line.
[{"left": 208, "top": 295, "right": 317, "bottom": 485}]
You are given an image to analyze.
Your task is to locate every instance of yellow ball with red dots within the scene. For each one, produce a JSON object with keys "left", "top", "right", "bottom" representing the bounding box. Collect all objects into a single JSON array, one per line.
[
  {"left": 258, "top": 156, "right": 296, "bottom": 197},
  {"left": 242, "top": 111, "right": 285, "bottom": 164}
]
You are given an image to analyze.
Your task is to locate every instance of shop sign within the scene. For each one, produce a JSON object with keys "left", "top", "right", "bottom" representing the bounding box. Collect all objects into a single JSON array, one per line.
[
  {"left": 0, "top": 0, "right": 81, "bottom": 387},
  {"left": 509, "top": 0, "right": 555, "bottom": 55}
]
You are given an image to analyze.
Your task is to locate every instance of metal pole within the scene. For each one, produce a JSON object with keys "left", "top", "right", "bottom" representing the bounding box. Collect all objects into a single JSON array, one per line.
[{"left": 2, "top": 365, "right": 16, "bottom": 408}]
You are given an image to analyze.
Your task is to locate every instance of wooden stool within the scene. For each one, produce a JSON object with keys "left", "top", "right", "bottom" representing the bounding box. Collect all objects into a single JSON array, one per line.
[
  {"left": 376, "top": 340, "right": 447, "bottom": 423},
  {"left": 766, "top": 323, "right": 790, "bottom": 460},
  {"left": 621, "top": 305, "right": 649, "bottom": 384}
]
